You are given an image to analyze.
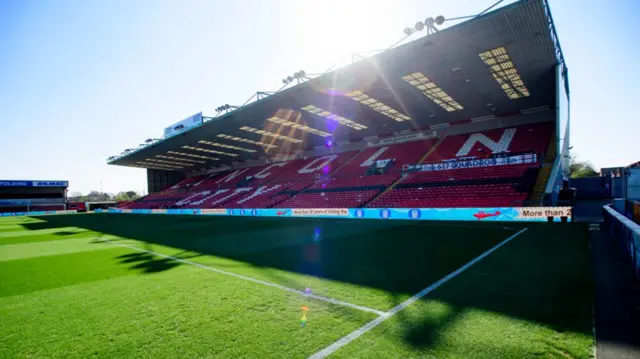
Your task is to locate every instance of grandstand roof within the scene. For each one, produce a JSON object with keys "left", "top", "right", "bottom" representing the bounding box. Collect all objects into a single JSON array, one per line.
[{"left": 109, "top": 0, "right": 565, "bottom": 173}]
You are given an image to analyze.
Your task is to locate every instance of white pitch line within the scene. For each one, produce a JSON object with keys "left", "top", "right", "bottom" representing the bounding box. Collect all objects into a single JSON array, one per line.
[
  {"left": 102, "top": 239, "right": 385, "bottom": 316},
  {"left": 307, "top": 227, "right": 529, "bottom": 359}
]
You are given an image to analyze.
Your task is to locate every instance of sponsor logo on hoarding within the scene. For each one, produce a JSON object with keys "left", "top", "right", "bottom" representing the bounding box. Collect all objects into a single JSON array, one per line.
[
  {"left": 515, "top": 207, "right": 572, "bottom": 219},
  {"left": 0, "top": 181, "right": 29, "bottom": 187},
  {"left": 32, "top": 181, "right": 68, "bottom": 187},
  {"left": 291, "top": 208, "right": 349, "bottom": 217},
  {"left": 151, "top": 209, "right": 167, "bottom": 214},
  {"left": 473, "top": 211, "right": 501, "bottom": 220},
  {"left": 96, "top": 206, "right": 574, "bottom": 222},
  {"left": 0, "top": 210, "right": 76, "bottom": 217},
  {"left": 121, "top": 209, "right": 133, "bottom": 213},
  {"left": 201, "top": 208, "right": 227, "bottom": 215},
  {"left": 406, "top": 154, "right": 536, "bottom": 173},
  {"left": 409, "top": 208, "right": 421, "bottom": 219},
  {"left": 0, "top": 180, "right": 68, "bottom": 187}
]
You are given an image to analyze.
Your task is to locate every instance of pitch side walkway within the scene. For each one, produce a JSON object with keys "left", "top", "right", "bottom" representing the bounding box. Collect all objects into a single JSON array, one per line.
[{"left": 591, "top": 227, "right": 640, "bottom": 359}]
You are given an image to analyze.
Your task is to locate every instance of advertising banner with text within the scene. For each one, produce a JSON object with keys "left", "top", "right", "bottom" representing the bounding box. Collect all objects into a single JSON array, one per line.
[
  {"left": 0, "top": 180, "right": 68, "bottom": 187},
  {"left": 0, "top": 210, "right": 77, "bottom": 217},
  {"left": 99, "top": 207, "right": 572, "bottom": 222}
]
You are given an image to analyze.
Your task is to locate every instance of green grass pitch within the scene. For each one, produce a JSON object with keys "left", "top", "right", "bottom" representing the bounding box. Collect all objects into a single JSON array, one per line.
[{"left": 0, "top": 214, "right": 594, "bottom": 358}]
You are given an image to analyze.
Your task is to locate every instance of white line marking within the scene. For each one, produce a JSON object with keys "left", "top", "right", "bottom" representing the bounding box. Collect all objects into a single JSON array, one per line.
[
  {"left": 307, "top": 227, "right": 529, "bottom": 359},
  {"left": 102, "top": 239, "right": 385, "bottom": 316}
]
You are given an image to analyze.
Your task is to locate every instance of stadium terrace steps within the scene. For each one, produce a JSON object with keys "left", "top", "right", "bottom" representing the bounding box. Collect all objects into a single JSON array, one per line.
[
  {"left": 361, "top": 136, "right": 448, "bottom": 208},
  {"left": 366, "top": 124, "right": 551, "bottom": 208},
  {"left": 530, "top": 165, "right": 552, "bottom": 204},
  {"left": 529, "top": 135, "right": 558, "bottom": 204}
]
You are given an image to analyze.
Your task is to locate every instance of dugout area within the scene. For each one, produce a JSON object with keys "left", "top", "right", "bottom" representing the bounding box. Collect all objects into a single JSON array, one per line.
[{"left": 0, "top": 214, "right": 593, "bottom": 358}]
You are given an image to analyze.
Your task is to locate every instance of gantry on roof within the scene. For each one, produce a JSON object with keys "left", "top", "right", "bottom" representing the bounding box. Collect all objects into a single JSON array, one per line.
[{"left": 109, "top": 0, "right": 565, "bottom": 173}]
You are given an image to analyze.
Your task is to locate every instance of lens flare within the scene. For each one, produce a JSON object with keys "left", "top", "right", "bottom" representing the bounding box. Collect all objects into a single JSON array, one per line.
[{"left": 301, "top": 306, "right": 309, "bottom": 327}]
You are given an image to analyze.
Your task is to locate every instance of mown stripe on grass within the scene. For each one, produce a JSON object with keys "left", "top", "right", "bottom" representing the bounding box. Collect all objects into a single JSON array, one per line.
[
  {"left": 0, "top": 225, "right": 33, "bottom": 233},
  {"left": 0, "top": 218, "right": 45, "bottom": 226},
  {"left": 0, "top": 236, "right": 118, "bottom": 262},
  {"left": 0, "top": 227, "right": 90, "bottom": 239},
  {"left": 0, "top": 231, "right": 107, "bottom": 246},
  {"left": 0, "top": 263, "right": 377, "bottom": 359},
  {"left": 0, "top": 247, "right": 163, "bottom": 298},
  {"left": 103, "top": 239, "right": 386, "bottom": 315}
]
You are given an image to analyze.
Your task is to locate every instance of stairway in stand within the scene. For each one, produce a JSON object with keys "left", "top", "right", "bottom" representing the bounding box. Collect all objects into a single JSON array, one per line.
[
  {"left": 529, "top": 136, "right": 557, "bottom": 204},
  {"left": 363, "top": 137, "right": 444, "bottom": 207}
]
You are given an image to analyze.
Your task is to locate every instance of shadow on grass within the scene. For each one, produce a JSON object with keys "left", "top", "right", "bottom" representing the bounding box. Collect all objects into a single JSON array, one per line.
[
  {"left": 115, "top": 252, "right": 180, "bottom": 273},
  {"left": 24, "top": 213, "right": 599, "bottom": 353},
  {"left": 54, "top": 231, "right": 85, "bottom": 236}
]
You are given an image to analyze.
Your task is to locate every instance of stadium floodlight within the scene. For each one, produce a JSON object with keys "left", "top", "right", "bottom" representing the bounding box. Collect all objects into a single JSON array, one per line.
[
  {"left": 197, "top": 140, "right": 256, "bottom": 153},
  {"left": 478, "top": 46, "right": 530, "bottom": 99},
  {"left": 282, "top": 70, "right": 309, "bottom": 85},
  {"left": 301, "top": 105, "right": 368, "bottom": 130},
  {"left": 216, "top": 134, "right": 278, "bottom": 149},
  {"left": 345, "top": 91, "right": 411, "bottom": 122},
  {"left": 181, "top": 145, "right": 239, "bottom": 157},
  {"left": 402, "top": 14, "right": 444, "bottom": 37},
  {"left": 239, "top": 126, "right": 303, "bottom": 143},
  {"left": 266, "top": 116, "right": 331, "bottom": 137},
  {"left": 167, "top": 150, "right": 219, "bottom": 160},
  {"left": 216, "top": 104, "right": 238, "bottom": 113},
  {"left": 401, "top": 72, "right": 463, "bottom": 112}
]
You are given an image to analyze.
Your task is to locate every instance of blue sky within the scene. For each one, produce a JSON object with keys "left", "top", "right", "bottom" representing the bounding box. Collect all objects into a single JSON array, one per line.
[{"left": 1, "top": 0, "right": 638, "bottom": 195}]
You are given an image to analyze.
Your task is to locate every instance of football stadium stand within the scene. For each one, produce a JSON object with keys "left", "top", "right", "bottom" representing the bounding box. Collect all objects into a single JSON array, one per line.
[
  {"left": 108, "top": 0, "right": 571, "bottom": 212},
  {"left": 0, "top": 180, "right": 69, "bottom": 213},
  {"left": 118, "top": 122, "right": 554, "bottom": 209}
]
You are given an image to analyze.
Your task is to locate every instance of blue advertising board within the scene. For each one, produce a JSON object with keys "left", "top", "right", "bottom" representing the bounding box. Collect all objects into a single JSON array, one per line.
[
  {"left": 96, "top": 206, "right": 572, "bottom": 222},
  {"left": 0, "top": 180, "right": 68, "bottom": 187},
  {"left": 0, "top": 210, "right": 77, "bottom": 217}
]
